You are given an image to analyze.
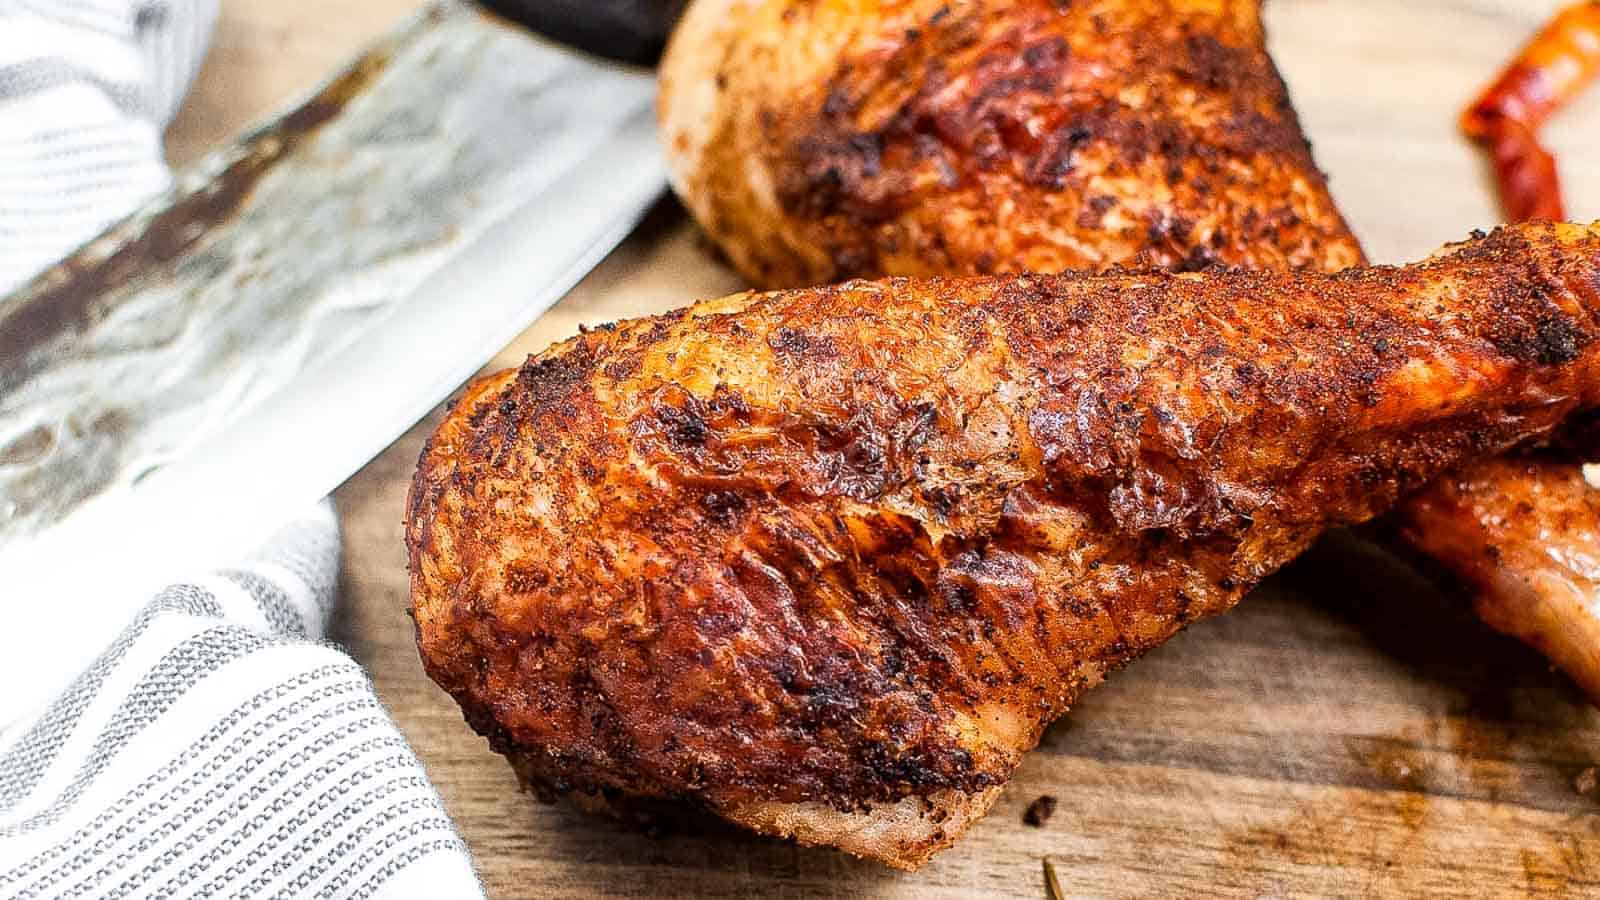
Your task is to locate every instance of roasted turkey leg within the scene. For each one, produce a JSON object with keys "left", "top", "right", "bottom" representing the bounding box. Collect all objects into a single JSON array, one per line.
[
  {"left": 1393, "top": 455, "right": 1600, "bottom": 702},
  {"left": 408, "top": 223, "right": 1600, "bottom": 869},
  {"left": 659, "top": 0, "right": 1600, "bottom": 704},
  {"left": 660, "top": 0, "right": 1365, "bottom": 284}
]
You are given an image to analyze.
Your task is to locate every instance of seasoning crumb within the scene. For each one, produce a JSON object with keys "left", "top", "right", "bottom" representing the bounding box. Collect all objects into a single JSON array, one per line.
[
  {"left": 1024, "top": 794, "right": 1058, "bottom": 827},
  {"left": 1576, "top": 766, "right": 1598, "bottom": 796}
]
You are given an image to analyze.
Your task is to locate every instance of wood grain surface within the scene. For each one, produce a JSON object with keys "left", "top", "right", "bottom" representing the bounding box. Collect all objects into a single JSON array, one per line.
[{"left": 168, "top": 1, "right": 1600, "bottom": 896}]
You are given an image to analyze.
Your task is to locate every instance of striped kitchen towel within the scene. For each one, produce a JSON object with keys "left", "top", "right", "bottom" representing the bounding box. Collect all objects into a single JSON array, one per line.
[
  {"left": 0, "top": 0, "right": 212, "bottom": 293},
  {"left": 0, "top": 2, "right": 483, "bottom": 896},
  {"left": 0, "top": 506, "right": 483, "bottom": 899}
]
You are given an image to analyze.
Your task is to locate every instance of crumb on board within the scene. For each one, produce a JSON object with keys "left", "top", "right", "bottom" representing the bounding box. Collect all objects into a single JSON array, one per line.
[
  {"left": 1576, "top": 766, "right": 1598, "bottom": 796},
  {"left": 1024, "top": 795, "right": 1059, "bottom": 827}
]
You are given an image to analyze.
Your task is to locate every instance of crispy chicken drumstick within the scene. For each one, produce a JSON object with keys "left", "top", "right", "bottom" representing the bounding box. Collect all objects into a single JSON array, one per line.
[
  {"left": 660, "top": 0, "right": 1600, "bottom": 703},
  {"left": 409, "top": 223, "right": 1600, "bottom": 868},
  {"left": 1392, "top": 3, "right": 1600, "bottom": 703},
  {"left": 1394, "top": 454, "right": 1600, "bottom": 701},
  {"left": 661, "top": 0, "right": 1364, "bottom": 283}
]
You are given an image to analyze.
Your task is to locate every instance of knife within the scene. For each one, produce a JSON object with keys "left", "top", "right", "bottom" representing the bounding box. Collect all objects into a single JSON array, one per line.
[{"left": 0, "top": 0, "right": 672, "bottom": 722}]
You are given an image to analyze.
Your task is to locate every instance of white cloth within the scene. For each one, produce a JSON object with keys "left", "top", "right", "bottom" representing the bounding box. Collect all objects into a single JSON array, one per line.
[
  {"left": 0, "top": 508, "right": 482, "bottom": 898},
  {"left": 0, "top": 0, "right": 212, "bottom": 293},
  {"left": 0, "top": 3, "right": 484, "bottom": 896}
]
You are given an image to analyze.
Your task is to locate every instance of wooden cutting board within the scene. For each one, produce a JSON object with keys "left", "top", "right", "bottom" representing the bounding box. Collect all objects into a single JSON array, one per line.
[{"left": 174, "top": 1, "right": 1600, "bottom": 895}]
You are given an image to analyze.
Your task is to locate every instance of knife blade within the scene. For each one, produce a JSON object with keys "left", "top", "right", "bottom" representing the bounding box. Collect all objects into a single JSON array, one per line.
[{"left": 0, "top": 0, "right": 664, "bottom": 721}]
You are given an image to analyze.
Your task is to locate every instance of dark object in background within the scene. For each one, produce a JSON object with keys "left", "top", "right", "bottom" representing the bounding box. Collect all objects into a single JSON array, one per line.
[
  {"left": 478, "top": 0, "right": 685, "bottom": 65},
  {"left": 1024, "top": 796, "right": 1058, "bottom": 827}
]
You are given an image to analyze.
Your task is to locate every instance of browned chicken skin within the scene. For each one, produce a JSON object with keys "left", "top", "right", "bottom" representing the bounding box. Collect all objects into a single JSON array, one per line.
[
  {"left": 1394, "top": 456, "right": 1600, "bottom": 704},
  {"left": 660, "top": 0, "right": 1365, "bottom": 285},
  {"left": 409, "top": 223, "right": 1600, "bottom": 869},
  {"left": 660, "top": 0, "right": 1600, "bottom": 704}
]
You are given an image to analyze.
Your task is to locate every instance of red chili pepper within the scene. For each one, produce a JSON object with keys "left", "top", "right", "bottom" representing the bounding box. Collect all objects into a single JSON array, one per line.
[{"left": 1462, "top": 2, "right": 1600, "bottom": 222}]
